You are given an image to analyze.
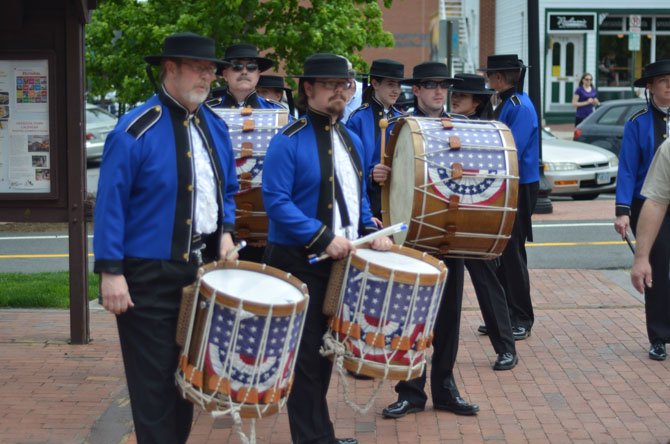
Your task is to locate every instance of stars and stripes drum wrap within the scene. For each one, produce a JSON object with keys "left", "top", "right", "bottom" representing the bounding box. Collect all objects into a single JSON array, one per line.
[
  {"left": 212, "top": 108, "right": 289, "bottom": 244},
  {"left": 381, "top": 116, "right": 519, "bottom": 259},
  {"left": 175, "top": 260, "right": 308, "bottom": 418},
  {"left": 323, "top": 246, "right": 447, "bottom": 380}
]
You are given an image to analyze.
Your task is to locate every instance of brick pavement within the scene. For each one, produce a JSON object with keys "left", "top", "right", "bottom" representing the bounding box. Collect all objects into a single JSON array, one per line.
[{"left": 4, "top": 197, "right": 670, "bottom": 443}]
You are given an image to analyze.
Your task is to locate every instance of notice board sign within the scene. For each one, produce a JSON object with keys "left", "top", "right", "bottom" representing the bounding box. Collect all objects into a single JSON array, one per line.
[{"left": 0, "top": 54, "right": 56, "bottom": 198}]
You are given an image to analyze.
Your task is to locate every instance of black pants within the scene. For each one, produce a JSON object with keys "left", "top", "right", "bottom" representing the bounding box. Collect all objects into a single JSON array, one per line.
[
  {"left": 497, "top": 182, "right": 539, "bottom": 330},
  {"left": 394, "top": 258, "right": 465, "bottom": 407},
  {"left": 465, "top": 259, "right": 515, "bottom": 354},
  {"left": 264, "top": 243, "right": 335, "bottom": 444},
  {"left": 116, "top": 258, "right": 199, "bottom": 444},
  {"left": 630, "top": 198, "right": 670, "bottom": 344},
  {"left": 238, "top": 245, "right": 265, "bottom": 263},
  {"left": 368, "top": 182, "right": 382, "bottom": 220}
]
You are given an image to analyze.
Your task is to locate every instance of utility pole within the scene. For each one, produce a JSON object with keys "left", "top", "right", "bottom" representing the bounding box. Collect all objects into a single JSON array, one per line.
[{"left": 528, "top": 0, "right": 553, "bottom": 214}]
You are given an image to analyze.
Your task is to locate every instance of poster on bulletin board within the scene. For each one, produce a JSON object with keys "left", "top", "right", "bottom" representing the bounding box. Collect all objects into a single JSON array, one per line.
[{"left": 0, "top": 58, "right": 52, "bottom": 195}]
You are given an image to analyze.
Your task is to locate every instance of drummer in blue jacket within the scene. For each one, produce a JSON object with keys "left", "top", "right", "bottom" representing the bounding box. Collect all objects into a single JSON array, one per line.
[
  {"left": 208, "top": 43, "right": 284, "bottom": 110},
  {"left": 346, "top": 59, "right": 405, "bottom": 220},
  {"left": 382, "top": 62, "right": 479, "bottom": 420},
  {"left": 481, "top": 54, "right": 540, "bottom": 341},
  {"left": 614, "top": 59, "right": 670, "bottom": 361},
  {"left": 262, "top": 53, "right": 391, "bottom": 444}
]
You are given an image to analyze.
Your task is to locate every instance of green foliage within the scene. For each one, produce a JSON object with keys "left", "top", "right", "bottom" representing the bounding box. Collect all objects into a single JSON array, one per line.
[
  {"left": 0, "top": 272, "right": 99, "bottom": 308},
  {"left": 86, "top": 0, "right": 395, "bottom": 107}
]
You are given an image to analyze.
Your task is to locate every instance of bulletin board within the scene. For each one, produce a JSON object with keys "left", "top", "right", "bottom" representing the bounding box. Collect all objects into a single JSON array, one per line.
[{"left": 0, "top": 53, "right": 56, "bottom": 198}]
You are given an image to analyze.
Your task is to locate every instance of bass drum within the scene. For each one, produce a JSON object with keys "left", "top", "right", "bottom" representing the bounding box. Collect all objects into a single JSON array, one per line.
[{"left": 382, "top": 116, "right": 518, "bottom": 259}]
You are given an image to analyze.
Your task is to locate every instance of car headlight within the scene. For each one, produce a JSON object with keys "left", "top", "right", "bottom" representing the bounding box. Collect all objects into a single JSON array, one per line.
[
  {"left": 544, "top": 162, "right": 579, "bottom": 172},
  {"left": 609, "top": 157, "right": 619, "bottom": 167}
]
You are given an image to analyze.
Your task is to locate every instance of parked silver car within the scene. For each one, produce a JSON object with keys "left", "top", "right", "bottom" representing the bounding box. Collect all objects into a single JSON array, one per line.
[
  {"left": 85, "top": 103, "right": 117, "bottom": 162},
  {"left": 542, "top": 128, "right": 618, "bottom": 200}
]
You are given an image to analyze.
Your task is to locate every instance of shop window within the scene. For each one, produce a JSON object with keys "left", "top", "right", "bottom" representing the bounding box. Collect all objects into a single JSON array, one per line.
[
  {"left": 658, "top": 35, "right": 670, "bottom": 61},
  {"left": 598, "top": 35, "right": 630, "bottom": 87}
]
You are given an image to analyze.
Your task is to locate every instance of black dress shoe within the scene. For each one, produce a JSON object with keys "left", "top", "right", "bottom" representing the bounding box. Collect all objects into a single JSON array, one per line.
[
  {"left": 382, "top": 400, "right": 424, "bottom": 419},
  {"left": 649, "top": 342, "right": 667, "bottom": 361},
  {"left": 478, "top": 324, "right": 488, "bottom": 335},
  {"left": 512, "top": 326, "right": 530, "bottom": 340},
  {"left": 433, "top": 397, "right": 479, "bottom": 416},
  {"left": 493, "top": 352, "right": 518, "bottom": 370},
  {"left": 334, "top": 438, "right": 358, "bottom": 444}
]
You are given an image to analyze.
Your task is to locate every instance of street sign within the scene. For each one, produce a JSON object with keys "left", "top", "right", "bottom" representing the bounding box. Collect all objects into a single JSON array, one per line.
[
  {"left": 629, "top": 15, "right": 641, "bottom": 31},
  {"left": 629, "top": 32, "right": 641, "bottom": 51}
]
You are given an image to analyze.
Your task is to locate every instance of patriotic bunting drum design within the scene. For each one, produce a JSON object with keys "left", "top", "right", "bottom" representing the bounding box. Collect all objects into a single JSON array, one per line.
[
  {"left": 323, "top": 246, "right": 447, "bottom": 380},
  {"left": 382, "top": 116, "right": 519, "bottom": 259},
  {"left": 212, "top": 108, "right": 289, "bottom": 244},
  {"left": 175, "top": 260, "right": 308, "bottom": 418}
]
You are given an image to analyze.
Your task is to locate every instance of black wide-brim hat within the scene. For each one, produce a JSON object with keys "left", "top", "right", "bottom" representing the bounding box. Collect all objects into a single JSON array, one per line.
[
  {"left": 450, "top": 73, "right": 495, "bottom": 95},
  {"left": 367, "top": 59, "right": 405, "bottom": 80},
  {"left": 223, "top": 43, "right": 274, "bottom": 72},
  {"left": 401, "top": 61, "right": 459, "bottom": 85},
  {"left": 257, "top": 75, "right": 292, "bottom": 91},
  {"left": 144, "top": 32, "right": 228, "bottom": 69},
  {"left": 634, "top": 59, "right": 670, "bottom": 87},
  {"left": 295, "top": 53, "right": 350, "bottom": 79},
  {"left": 480, "top": 54, "right": 529, "bottom": 71}
]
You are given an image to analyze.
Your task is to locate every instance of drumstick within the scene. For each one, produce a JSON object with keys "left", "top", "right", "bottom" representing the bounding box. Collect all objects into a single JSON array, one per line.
[
  {"left": 624, "top": 232, "right": 635, "bottom": 254},
  {"left": 379, "top": 118, "right": 389, "bottom": 187},
  {"left": 308, "top": 222, "right": 407, "bottom": 264},
  {"left": 225, "top": 240, "right": 247, "bottom": 259}
]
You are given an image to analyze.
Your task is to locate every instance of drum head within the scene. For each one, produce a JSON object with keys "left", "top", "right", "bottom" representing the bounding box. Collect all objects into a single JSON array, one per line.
[
  {"left": 201, "top": 269, "right": 304, "bottom": 305},
  {"left": 388, "top": 124, "right": 416, "bottom": 245},
  {"left": 356, "top": 248, "right": 439, "bottom": 275}
]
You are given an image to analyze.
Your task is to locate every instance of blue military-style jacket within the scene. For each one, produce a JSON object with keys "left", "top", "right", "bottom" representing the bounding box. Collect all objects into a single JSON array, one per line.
[
  {"left": 615, "top": 105, "right": 670, "bottom": 216},
  {"left": 93, "top": 88, "right": 238, "bottom": 273},
  {"left": 262, "top": 108, "right": 377, "bottom": 254},
  {"left": 494, "top": 88, "right": 540, "bottom": 185},
  {"left": 346, "top": 95, "right": 403, "bottom": 179}
]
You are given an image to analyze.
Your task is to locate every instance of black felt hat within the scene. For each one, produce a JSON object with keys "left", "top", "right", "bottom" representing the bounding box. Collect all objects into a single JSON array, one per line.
[
  {"left": 144, "top": 32, "right": 228, "bottom": 69},
  {"left": 296, "top": 54, "right": 350, "bottom": 79},
  {"left": 223, "top": 43, "right": 274, "bottom": 72},
  {"left": 450, "top": 73, "right": 495, "bottom": 95},
  {"left": 368, "top": 59, "right": 405, "bottom": 80},
  {"left": 480, "top": 54, "right": 528, "bottom": 72},
  {"left": 257, "top": 75, "right": 292, "bottom": 91},
  {"left": 634, "top": 59, "right": 670, "bottom": 87},
  {"left": 402, "top": 62, "right": 459, "bottom": 85}
]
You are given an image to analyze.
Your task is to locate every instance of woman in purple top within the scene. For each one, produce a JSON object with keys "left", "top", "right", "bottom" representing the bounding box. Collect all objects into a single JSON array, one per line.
[{"left": 572, "top": 72, "right": 600, "bottom": 125}]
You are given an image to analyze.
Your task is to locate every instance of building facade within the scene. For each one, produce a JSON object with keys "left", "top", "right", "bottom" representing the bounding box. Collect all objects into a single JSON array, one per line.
[{"left": 362, "top": 1, "right": 670, "bottom": 123}]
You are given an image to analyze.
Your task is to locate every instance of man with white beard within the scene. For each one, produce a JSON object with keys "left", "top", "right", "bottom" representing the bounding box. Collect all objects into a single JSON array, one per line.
[{"left": 94, "top": 32, "right": 239, "bottom": 444}]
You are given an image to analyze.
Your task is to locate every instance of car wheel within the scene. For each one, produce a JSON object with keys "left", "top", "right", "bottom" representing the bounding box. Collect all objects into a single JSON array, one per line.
[{"left": 572, "top": 193, "right": 600, "bottom": 201}]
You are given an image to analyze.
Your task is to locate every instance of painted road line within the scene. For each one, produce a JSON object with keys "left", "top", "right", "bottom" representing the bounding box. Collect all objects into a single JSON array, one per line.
[
  {"left": 0, "top": 253, "right": 94, "bottom": 259},
  {"left": 527, "top": 240, "right": 633, "bottom": 247}
]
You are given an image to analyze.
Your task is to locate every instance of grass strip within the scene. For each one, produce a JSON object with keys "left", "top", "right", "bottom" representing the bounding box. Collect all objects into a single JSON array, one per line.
[{"left": 0, "top": 272, "right": 99, "bottom": 308}]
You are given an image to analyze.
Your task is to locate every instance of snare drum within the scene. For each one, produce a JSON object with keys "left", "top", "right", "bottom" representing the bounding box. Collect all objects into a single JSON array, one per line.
[
  {"left": 175, "top": 260, "right": 308, "bottom": 418},
  {"left": 213, "top": 108, "right": 289, "bottom": 244},
  {"left": 323, "top": 246, "right": 447, "bottom": 380},
  {"left": 382, "top": 116, "right": 518, "bottom": 259}
]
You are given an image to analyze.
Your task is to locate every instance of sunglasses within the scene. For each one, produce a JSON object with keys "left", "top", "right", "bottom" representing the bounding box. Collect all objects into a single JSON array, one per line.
[
  {"left": 316, "top": 80, "right": 352, "bottom": 90},
  {"left": 584, "top": 77, "right": 593, "bottom": 81},
  {"left": 418, "top": 80, "right": 451, "bottom": 90},
  {"left": 231, "top": 62, "right": 259, "bottom": 72}
]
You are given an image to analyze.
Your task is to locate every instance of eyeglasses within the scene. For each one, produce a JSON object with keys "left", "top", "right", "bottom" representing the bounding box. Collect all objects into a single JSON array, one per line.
[
  {"left": 584, "top": 77, "right": 593, "bottom": 81},
  {"left": 231, "top": 62, "right": 259, "bottom": 72},
  {"left": 418, "top": 80, "right": 451, "bottom": 90},
  {"left": 181, "top": 61, "right": 217, "bottom": 76},
  {"left": 316, "top": 80, "right": 352, "bottom": 90}
]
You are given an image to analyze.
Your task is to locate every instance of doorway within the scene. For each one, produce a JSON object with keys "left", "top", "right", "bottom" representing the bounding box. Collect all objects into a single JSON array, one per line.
[{"left": 546, "top": 34, "right": 584, "bottom": 113}]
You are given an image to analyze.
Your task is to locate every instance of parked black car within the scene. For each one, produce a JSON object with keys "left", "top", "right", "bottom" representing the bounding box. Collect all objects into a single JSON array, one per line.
[{"left": 573, "top": 98, "right": 646, "bottom": 156}]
